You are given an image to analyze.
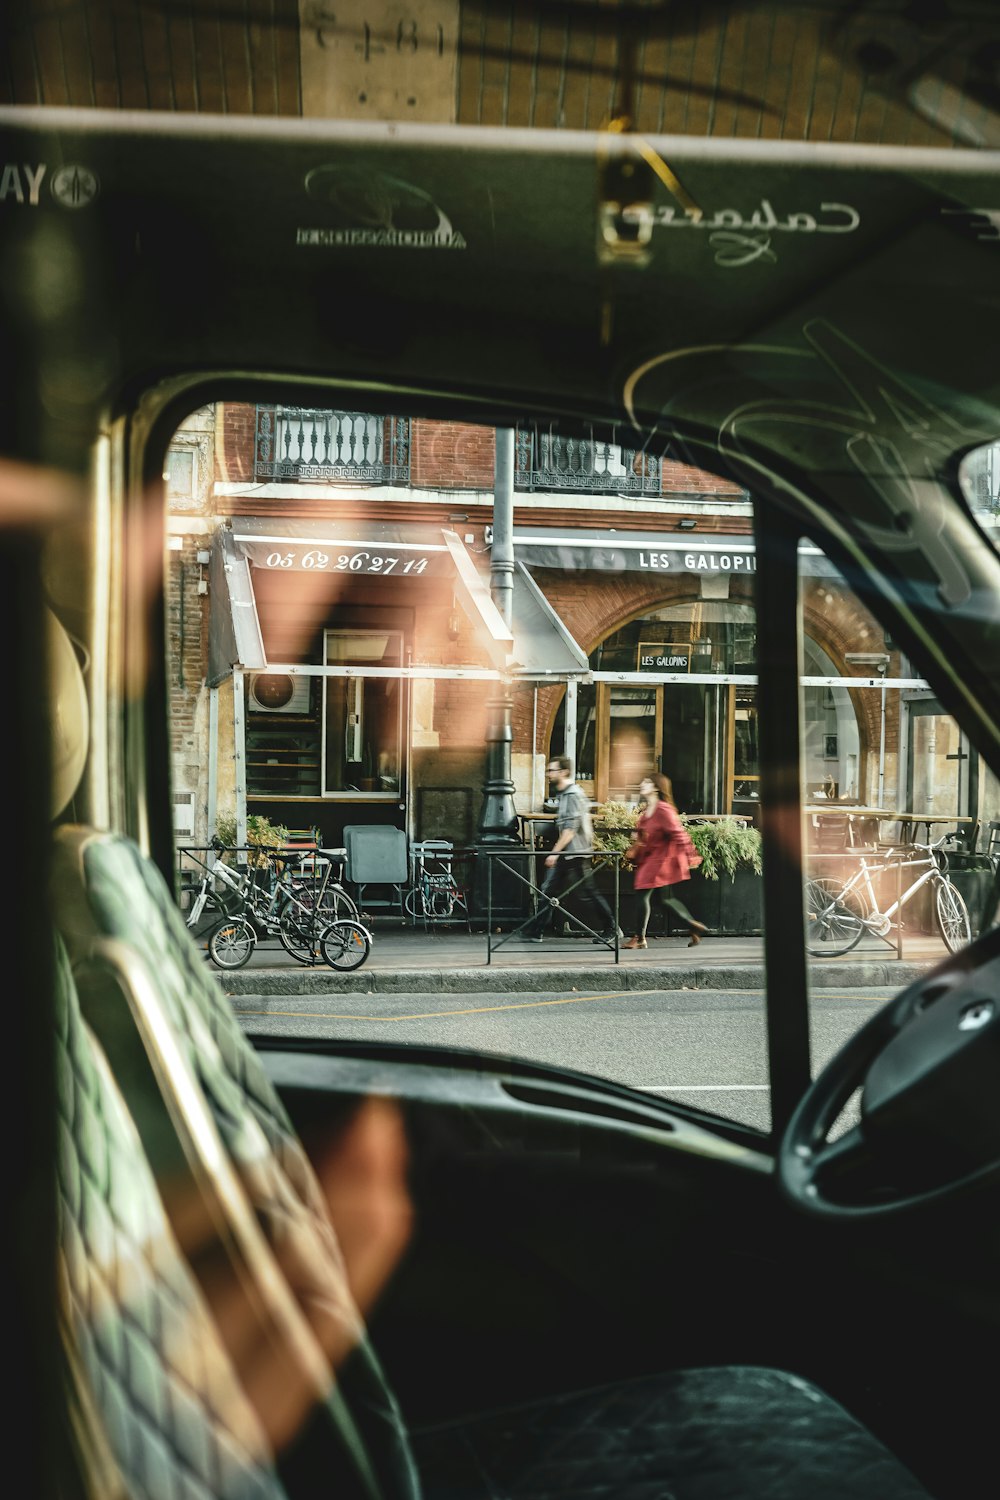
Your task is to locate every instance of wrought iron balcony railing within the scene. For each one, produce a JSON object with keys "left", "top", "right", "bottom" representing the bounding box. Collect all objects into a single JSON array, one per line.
[
  {"left": 255, "top": 406, "right": 410, "bottom": 484},
  {"left": 514, "top": 423, "right": 664, "bottom": 494}
]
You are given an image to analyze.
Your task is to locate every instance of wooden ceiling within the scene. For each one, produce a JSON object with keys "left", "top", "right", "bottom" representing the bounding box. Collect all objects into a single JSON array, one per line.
[{"left": 2, "top": 1, "right": 1000, "bottom": 148}]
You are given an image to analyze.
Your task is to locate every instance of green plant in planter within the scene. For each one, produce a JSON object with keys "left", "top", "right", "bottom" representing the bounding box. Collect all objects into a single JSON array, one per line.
[
  {"left": 592, "top": 801, "right": 641, "bottom": 867},
  {"left": 687, "top": 820, "right": 762, "bottom": 881},
  {"left": 214, "top": 812, "right": 290, "bottom": 865},
  {"left": 594, "top": 803, "right": 762, "bottom": 881}
]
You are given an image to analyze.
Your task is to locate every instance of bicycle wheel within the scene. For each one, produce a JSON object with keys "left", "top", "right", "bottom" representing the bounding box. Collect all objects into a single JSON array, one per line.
[
  {"left": 208, "top": 916, "right": 256, "bottom": 969},
  {"left": 428, "top": 885, "right": 456, "bottom": 918},
  {"left": 404, "top": 887, "right": 423, "bottom": 919},
  {"left": 278, "top": 886, "right": 360, "bottom": 963},
  {"left": 804, "top": 878, "right": 865, "bottom": 957},
  {"left": 319, "top": 919, "right": 372, "bottom": 971},
  {"left": 935, "top": 879, "right": 971, "bottom": 953}
]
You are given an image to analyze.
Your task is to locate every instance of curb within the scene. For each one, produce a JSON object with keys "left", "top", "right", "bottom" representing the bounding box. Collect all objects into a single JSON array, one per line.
[{"left": 219, "top": 961, "right": 935, "bottom": 997}]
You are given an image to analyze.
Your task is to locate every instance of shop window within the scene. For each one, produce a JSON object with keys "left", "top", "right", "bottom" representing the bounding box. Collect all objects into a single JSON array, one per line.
[
  {"left": 801, "top": 638, "right": 860, "bottom": 800},
  {"left": 323, "top": 629, "right": 403, "bottom": 795},
  {"left": 165, "top": 447, "right": 194, "bottom": 498},
  {"left": 246, "top": 674, "right": 320, "bottom": 798},
  {"left": 551, "top": 602, "right": 763, "bottom": 813}
]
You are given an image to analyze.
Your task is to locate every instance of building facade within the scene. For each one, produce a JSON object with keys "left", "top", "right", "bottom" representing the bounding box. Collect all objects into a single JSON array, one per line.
[{"left": 166, "top": 404, "right": 993, "bottom": 853}]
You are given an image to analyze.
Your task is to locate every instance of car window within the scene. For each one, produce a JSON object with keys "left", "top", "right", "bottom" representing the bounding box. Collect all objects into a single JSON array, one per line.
[
  {"left": 166, "top": 392, "right": 1000, "bottom": 1134},
  {"left": 167, "top": 401, "right": 777, "bottom": 1128}
]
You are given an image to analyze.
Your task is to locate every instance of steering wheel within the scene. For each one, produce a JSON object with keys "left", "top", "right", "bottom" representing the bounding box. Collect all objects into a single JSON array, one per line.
[{"left": 778, "top": 939, "right": 1000, "bottom": 1218}]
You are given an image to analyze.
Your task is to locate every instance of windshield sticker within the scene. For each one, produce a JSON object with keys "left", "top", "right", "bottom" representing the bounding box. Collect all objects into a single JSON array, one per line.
[
  {"left": 50, "top": 165, "right": 99, "bottom": 209},
  {"left": 0, "top": 163, "right": 47, "bottom": 205},
  {"left": 941, "top": 208, "right": 1000, "bottom": 242},
  {"left": 298, "top": 164, "right": 465, "bottom": 249},
  {"left": 627, "top": 199, "right": 860, "bottom": 267},
  {"left": 624, "top": 323, "right": 991, "bottom": 613},
  {"left": 0, "top": 163, "right": 99, "bottom": 209}
]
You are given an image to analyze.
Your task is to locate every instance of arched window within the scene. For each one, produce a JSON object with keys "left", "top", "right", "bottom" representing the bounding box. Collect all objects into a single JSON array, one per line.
[
  {"left": 549, "top": 602, "right": 860, "bottom": 814},
  {"left": 801, "top": 637, "right": 861, "bottom": 800}
]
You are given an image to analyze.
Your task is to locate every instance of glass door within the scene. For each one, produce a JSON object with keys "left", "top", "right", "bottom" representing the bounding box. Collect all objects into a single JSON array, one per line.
[
  {"left": 906, "top": 698, "right": 977, "bottom": 825},
  {"left": 597, "top": 683, "right": 662, "bottom": 801},
  {"left": 661, "top": 683, "right": 718, "bottom": 814},
  {"left": 727, "top": 685, "right": 760, "bottom": 819}
]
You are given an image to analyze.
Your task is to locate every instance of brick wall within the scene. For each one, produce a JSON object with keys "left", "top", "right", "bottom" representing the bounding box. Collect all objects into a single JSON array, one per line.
[
  {"left": 411, "top": 419, "right": 496, "bottom": 489},
  {"left": 217, "top": 404, "right": 743, "bottom": 505},
  {"left": 219, "top": 403, "right": 256, "bottom": 483},
  {"left": 166, "top": 542, "right": 210, "bottom": 830},
  {"left": 660, "top": 460, "right": 744, "bottom": 497},
  {"left": 802, "top": 579, "right": 900, "bottom": 756}
]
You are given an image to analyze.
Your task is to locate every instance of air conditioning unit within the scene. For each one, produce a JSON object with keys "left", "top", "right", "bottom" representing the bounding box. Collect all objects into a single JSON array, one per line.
[{"left": 247, "top": 671, "right": 311, "bottom": 715}]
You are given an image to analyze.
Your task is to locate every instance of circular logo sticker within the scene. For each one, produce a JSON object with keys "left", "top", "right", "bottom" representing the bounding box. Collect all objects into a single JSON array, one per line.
[{"left": 50, "top": 165, "right": 100, "bottom": 210}]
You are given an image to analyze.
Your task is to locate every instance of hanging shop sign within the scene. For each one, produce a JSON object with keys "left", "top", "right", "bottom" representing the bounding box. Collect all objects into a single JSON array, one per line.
[
  {"left": 637, "top": 642, "right": 691, "bottom": 671},
  {"left": 512, "top": 536, "right": 757, "bottom": 574}
]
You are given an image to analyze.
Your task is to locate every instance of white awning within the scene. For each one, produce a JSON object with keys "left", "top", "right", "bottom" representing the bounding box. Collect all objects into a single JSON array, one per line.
[
  {"left": 511, "top": 528, "right": 841, "bottom": 578},
  {"left": 210, "top": 521, "right": 585, "bottom": 682}
]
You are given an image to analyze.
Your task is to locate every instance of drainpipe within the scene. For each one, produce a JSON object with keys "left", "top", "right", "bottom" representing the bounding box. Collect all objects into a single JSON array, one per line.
[
  {"left": 234, "top": 668, "right": 247, "bottom": 850},
  {"left": 207, "top": 685, "right": 219, "bottom": 837},
  {"left": 475, "top": 429, "right": 521, "bottom": 915},
  {"left": 563, "top": 678, "right": 578, "bottom": 770},
  {"left": 477, "top": 429, "right": 519, "bottom": 846}
]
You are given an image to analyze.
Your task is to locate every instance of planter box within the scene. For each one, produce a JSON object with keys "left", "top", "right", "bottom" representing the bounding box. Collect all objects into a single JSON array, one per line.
[
  {"left": 904, "top": 857, "right": 997, "bottom": 938},
  {"left": 943, "top": 854, "right": 997, "bottom": 937},
  {"left": 615, "top": 864, "right": 763, "bottom": 938}
]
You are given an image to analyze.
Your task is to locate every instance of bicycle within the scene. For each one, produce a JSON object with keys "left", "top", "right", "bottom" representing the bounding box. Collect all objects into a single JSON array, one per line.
[
  {"left": 318, "top": 918, "right": 373, "bottom": 971},
  {"left": 201, "top": 842, "right": 359, "bottom": 968},
  {"left": 404, "top": 840, "right": 469, "bottom": 927},
  {"left": 805, "top": 836, "right": 972, "bottom": 958}
]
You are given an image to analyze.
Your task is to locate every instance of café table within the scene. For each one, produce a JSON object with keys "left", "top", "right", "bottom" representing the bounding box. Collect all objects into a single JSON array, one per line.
[{"left": 804, "top": 807, "right": 977, "bottom": 851}]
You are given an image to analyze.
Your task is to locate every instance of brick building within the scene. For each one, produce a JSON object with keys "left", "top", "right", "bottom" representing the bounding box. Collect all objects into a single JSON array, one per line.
[{"left": 165, "top": 402, "right": 986, "bottom": 853}]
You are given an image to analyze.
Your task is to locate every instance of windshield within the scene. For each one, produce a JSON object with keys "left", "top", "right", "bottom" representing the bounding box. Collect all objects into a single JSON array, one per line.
[{"left": 165, "top": 399, "right": 998, "bottom": 1132}]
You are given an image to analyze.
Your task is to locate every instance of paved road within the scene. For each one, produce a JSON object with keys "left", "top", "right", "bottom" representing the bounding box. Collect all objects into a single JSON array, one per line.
[{"left": 233, "top": 984, "right": 898, "bottom": 1132}]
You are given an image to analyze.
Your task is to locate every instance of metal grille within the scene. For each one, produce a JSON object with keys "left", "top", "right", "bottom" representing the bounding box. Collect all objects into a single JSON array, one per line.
[
  {"left": 254, "top": 408, "right": 410, "bottom": 484},
  {"left": 515, "top": 422, "right": 663, "bottom": 494}
]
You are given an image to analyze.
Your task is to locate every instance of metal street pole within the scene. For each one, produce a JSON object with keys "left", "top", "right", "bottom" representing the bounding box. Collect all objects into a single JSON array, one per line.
[{"left": 475, "top": 429, "right": 522, "bottom": 916}]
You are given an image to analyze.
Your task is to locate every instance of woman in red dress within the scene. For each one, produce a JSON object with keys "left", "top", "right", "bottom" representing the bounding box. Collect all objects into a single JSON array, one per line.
[{"left": 625, "top": 773, "right": 708, "bottom": 949}]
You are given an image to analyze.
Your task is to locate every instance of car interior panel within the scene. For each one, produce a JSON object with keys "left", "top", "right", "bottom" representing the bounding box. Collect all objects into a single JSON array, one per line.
[{"left": 7, "top": 5, "right": 1000, "bottom": 1498}]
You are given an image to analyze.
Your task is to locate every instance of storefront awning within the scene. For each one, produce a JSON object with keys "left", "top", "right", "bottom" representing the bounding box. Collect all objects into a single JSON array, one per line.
[
  {"left": 208, "top": 528, "right": 266, "bottom": 684},
  {"left": 440, "top": 527, "right": 513, "bottom": 670},
  {"left": 228, "top": 516, "right": 456, "bottom": 576},
  {"left": 209, "top": 520, "right": 584, "bottom": 683},
  {"left": 510, "top": 562, "right": 588, "bottom": 677},
  {"left": 512, "top": 528, "right": 841, "bottom": 578}
]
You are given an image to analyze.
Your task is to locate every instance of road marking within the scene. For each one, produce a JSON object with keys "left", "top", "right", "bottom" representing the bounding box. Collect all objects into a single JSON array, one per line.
[
  {"left": 233, "top": 990, "right": 628, "bottom": 1022},
  {"left": 233, "top": 987, "right": 888, "bottom": 1024}
]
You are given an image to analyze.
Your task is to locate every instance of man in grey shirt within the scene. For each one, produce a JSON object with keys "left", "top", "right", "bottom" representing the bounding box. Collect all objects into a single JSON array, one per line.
[{"left": 523, "top": 755, "right": 620, "bottom": 942}]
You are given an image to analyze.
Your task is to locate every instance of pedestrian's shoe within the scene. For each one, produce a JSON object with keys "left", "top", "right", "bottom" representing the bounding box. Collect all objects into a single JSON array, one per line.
[
  {"left": 688, "top": 920, "right": 708, "bottom": 947},
  {"left": 593, "top": 926, "right": 625, "bottom": 944},
  {"left": 625, "top": 936, "right": 647, "bottom": 950},
  {"left": 527, "top": 934, "right": 544, "bottom": 944}
]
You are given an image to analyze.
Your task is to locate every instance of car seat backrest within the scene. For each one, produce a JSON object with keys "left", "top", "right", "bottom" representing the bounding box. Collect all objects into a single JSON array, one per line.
[
  {"left": 52, "top": 824, "right": 421, "bottom": 1500},
  {"left": 53, "top": 931, "right": 288, "bottom": 1500}
]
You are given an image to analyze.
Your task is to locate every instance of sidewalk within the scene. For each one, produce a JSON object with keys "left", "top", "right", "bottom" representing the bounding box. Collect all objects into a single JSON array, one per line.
[{"left": 213, "top": 924, "right": 948, "bottom": 996}]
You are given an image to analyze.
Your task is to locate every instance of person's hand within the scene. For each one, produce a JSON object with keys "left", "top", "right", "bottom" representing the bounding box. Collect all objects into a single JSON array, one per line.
[{"left": 545, "top": 853, "right": 558, "bottom": 868}]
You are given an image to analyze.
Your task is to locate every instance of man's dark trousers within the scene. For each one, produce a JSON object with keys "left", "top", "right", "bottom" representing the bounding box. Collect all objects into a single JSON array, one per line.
[{"left": 524, "top": 853, "right": 616, "bottom": 938}]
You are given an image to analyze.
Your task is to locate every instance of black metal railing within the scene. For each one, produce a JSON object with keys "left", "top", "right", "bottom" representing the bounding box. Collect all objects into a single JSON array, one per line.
[
  {"left": 482, "top": 849, "right": 623, "bottom": 964},
  {"left": 514, "top": 423, "right": 664, "bottom": 495},
  {"left": 255, "top": 406, "right": 410, "bottom": 484}
]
